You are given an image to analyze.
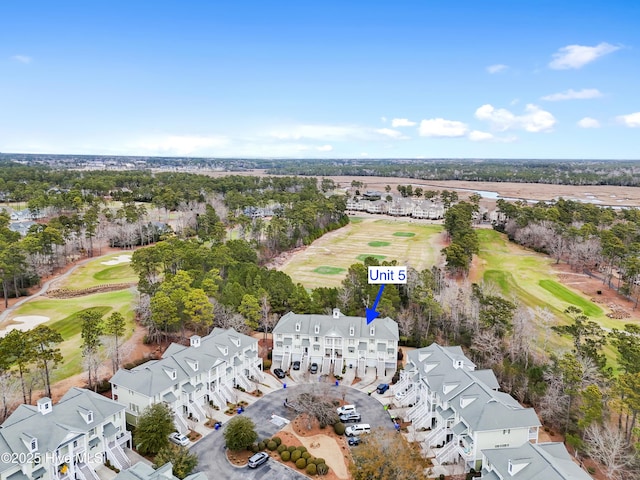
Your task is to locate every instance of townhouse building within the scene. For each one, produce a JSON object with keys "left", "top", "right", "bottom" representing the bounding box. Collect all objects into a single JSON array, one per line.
[
  {"left": 0, "top": 388, "right": 131, "bottom": 480},
  {"left": 272, "top": 309, "right": 399, "bottom": 378},
  {"left": 110, "top": 328, "right": 262, "bottom": 433},
  {"left": 114, "top": 462, "right": 207, "bottom": 480},
  {"left": 481, "top": 442, "right": 591, "bottom": 479},
  {"left": 395, "top": 343, "right": 540, "bottom": 472}
]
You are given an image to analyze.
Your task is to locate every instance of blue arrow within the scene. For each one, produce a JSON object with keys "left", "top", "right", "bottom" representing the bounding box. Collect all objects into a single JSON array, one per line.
[{"left": 365, "top": 284, "right": 385, "bottom": 324}]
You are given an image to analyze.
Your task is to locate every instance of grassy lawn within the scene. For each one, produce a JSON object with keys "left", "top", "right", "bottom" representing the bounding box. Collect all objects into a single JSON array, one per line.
[
  {"left": 475, "top": 229, "right": 631, "bottom": 367},
  {"left": 281, "top": 218, "right": 444, "bottom": 289},
  {"left": 356, "top": 254, "right": 387, "bottom": 262},
  {"left": 7, "top": 289, "right": 136, "bottom": 381},
  {"left": 313, "top": 266, "right": 346, "bottom": 275},
  {"left": 57, "top": 253, "right": 138, "bottom": 289}
]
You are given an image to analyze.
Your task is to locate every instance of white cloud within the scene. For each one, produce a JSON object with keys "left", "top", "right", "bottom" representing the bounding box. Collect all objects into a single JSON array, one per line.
[
  {"left": 549, "top": 42, "right": 620, "bottom": 70},
  {"left": 475, "top": 103, "right": 556, "bottom": 133},
  {"left": 316, "top": 144, "right": 333, "bottom": 152},
  {"left": 11, "top": 55, "right": 32, "bottom": 64},
  {"left": 391, "top": 118, "right": 416, "bottom": 127},
  {"left": 577, "top": 117, "right": 601, "bottom": 128},
  {"left": 468, "top": 130, "right": 494, "bottom": 142},
  {"left": 418, "top": 118, "right": 468, "bottom": 138},
  {"left": 133, "top": 135, "right": 229, "bottom": 155},
  {"left": 541, "top": 88, "right": 603, "bottom": 101},
  {"left": 617, "top": 112, "right": 640, "bottom": 128},
  {"left": 376, "top": 128, "right": 406, "bottom": 139},
  {"left": 486, "top": 64, "right": 508, "bottom": 74}
]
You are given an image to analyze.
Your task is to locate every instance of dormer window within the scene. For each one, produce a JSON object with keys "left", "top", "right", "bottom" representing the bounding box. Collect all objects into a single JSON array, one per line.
[
  {"left": 314, "top": 324, "right": 320, "bottom": 334},
  {"left": 369, "top": 326, "right": 375, "bottom": 336},
  {"left": 349, "top": 326, "right": 355, "bottom": 336},
  {"left": 87, "top": 410, "right": 93, "bottom": 423},
  {"left": 295, "top": 323, "right": 301, "bottom": 332},
  {"left": 164, "top": 367, "right": 177, "bottom": 380},
  {"left": 30, "top": 438, "right": 38, "bottom": 452}
]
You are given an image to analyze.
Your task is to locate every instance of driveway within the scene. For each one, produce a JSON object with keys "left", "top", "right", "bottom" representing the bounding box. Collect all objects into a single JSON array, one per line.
[{"left": 191, "top": 383, "right": 396, "bottom": 479}]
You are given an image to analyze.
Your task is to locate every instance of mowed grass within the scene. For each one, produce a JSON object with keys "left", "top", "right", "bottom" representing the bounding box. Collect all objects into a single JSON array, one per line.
[
  {"left": 368, "top": 241, "right": 390, "bottom": 247},
  {"left": 313, "top": 266, "right": 346, "bottom": 275},
  {"left": 356, "top": 254, "right": 387, "bottom": 262},
  {"left": 7, "top": 289, "right": 136, "bottom": 381},
  {"left": 475, "top": 229, "right": 630, "bottom": 367},
  {"left": 282, "top": 218, "right": 444, "bottom": 288},
  {"left": 57, "top": 252, "right": 138, "bottom": 289}
]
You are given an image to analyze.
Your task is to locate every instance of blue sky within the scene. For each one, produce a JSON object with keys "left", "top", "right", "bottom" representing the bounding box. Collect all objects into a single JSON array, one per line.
[{"left": 1, "top": 1, "right": 639, "bottom": 159}]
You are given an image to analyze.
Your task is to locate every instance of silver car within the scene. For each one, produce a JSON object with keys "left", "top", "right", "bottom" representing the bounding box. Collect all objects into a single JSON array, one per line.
[{"left": 168, "top": 432, "right": 189, "bottom": 446}]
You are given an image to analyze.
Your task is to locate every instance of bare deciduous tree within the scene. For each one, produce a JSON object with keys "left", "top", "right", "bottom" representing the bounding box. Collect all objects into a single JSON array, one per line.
[{"left": 584, "top": 423, "right": 639, "bottom": 480}]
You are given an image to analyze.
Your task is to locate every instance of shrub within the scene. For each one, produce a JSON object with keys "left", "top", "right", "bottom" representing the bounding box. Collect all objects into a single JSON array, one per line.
[
  {"left": 317, "top": 463, "right": 329, "bottom": 475},
  {"left": 267, "top": 440, "right": 277, "bottom": 451},
  {"left": 277, "top": 444, "right": 287, "bottom": 453},
  {"left": 258, "top": 441, "right": 266, "bottom": 451},
  {"left": 287, "top": 445, "right": 296, "bottom": 453},
  {"left": 296, "top": 458, "right": 307, "bottom": 469},
  {"left": 587, "top": 466, "right": 596, "bottom": 474},
  {"left": 291, "top": 450, "right": 302, "bottom": 462},
  {"left": 306, "top": 463, "right": 317, "bottom": 475},
  {"left": 333, "top": 422, "right": 346, "bottom": 435},
  {"left": 263, "top": 359, "right": 272, "bottom": 370},
  {"left": 280, "top": 450, "right": 291, "bottom": 461},
  {"left": 298, "top": 446, "right": 307, "bottom": 453},
  {"left": 314, "top": 457, "right": 325, "bottom": 465},
  {"left": 250, "top": 444, "right": 259, "bottom": 453},
  {"left": 302, "top": 452, "right": 311, "bottom": 460},
  {"left": 272, "top": 436, "right": 282, "bottom": 446},
  {"left": 439, "top": 475, "right": 445, "bottom": 480}
]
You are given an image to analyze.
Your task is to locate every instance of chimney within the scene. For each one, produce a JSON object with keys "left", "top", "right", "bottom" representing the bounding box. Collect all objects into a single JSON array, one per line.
[
  {"left": 37, "top": 397, "right": 52, "bottom": 415},
  {"left": 190, "top": 335, "right": 201, "bottom": 348},
  {"left": 332, "top": 308, "right": 341, "bottom": 319}
]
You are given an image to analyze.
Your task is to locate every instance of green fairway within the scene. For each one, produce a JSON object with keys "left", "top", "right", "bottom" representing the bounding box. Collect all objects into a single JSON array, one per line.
[
  {"left": 57, "top": 252, "right": 138, "bottom": 289},
  {"left": 368, "top": 241, "right": 390, "bottom": 247},
  {"left": 349, "top": 217, "right": 364, "bottom": 223},
  {"left": 356, "top": 254, "right": 387, "bottom": 261},
  {"left": 313, "top": 266, "right": 346, "bottom": 275},
  {"left": 7, "top": 289, "right": 136, "bottom": 381},
  {"left": 281, "top": 218, "right": 444, "bottom": 288},
  {"left": 393, "top": 232, "right": 416, "bottom": 237},
  {"left": 539, "top": 279, "right": 603, "bottom": 317}
]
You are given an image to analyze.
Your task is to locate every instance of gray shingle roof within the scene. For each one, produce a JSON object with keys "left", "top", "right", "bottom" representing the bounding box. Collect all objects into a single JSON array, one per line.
[
  {"left": 111, "top": 328, "right": 256, "bottom": 397},
  {"left": 0, "top": 388, "right": 124, "bottom": 474},
  {"left": 273, "top": 311, "right": 399, "bottom": 341},
  {"left": 114, "top": 462, "right": 208, "bottom": 480},
  {"left": 482, "top": 442, "right": 591, "bottom": 479}
]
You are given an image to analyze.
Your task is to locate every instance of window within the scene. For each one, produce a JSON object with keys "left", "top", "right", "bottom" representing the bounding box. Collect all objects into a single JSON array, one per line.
[
  {"left": 295, "top": 323, "right": 301, "bottom": 332},
  {"left": 30, "top": 438, "right": 38, "bottom": 452},
  {"left": 502, "top": 429, "right": 511, "bottom": 435},
  {"left": 313, "top": 345, "right": 320, "bottom": 351},
  {"left": 129, "top": 403, "right": 139, "bottom": 413},
  {"left": 314, "top": 336, "right": 319, "bottom": 342},
  {"left": 369, "top": 339, "right": 375, "bottom": 344},
  {"left": 349, "top": 326, "right": 355, "bottom": 336},
  {"left": 314, "top": 325, "right": 320, "bottom": 334},
  {"left": 87, "top": 410, "right": 93, "bottom": 423},
  {"left": 277, "top": 334, "right": 282, "bottom": 339},
  {"left": 493, "top": 443, "right": 508, "bottom": 448},
  {"left": 348, "top": 347, "right": 355, "bottom": 354},
  {"left": 276, "top": 341, "right": 283, "bottom": 348},
  {"left": 295, "top": 334, "right": 300, "bottom": 340},
  {"left": 112, "top": 384, "right": 118, "bottom": 390},
  {"left": 89, "top": 428, "right": 96, "bottom": 437},
  {"left": 369, "top": 326, "right": 375, "bottom": 336}
]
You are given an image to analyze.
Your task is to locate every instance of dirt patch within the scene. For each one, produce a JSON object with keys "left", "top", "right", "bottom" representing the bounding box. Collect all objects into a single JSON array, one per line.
[{"left": 47, "top": 283, "right": 135, "bottom": 298}]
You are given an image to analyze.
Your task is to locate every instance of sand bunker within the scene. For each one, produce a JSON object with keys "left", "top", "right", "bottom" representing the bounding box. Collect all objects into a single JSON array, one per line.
[
  {"left": 101, "top": 254, "right": 132, "bottom": 266},
  {"left": 0, "top": 315, "right": 51, "bottom": 336}
]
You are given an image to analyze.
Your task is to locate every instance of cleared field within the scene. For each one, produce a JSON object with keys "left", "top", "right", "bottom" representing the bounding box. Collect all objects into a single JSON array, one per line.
[
  {"left": 6, "top": 289, "right": 136, "bottom": 380},
  {"left": 57, "top": 252, "right": 138, "bottom": 289},
  {"left": 281, "top": 218, "right": 444, "bottom": 289}
]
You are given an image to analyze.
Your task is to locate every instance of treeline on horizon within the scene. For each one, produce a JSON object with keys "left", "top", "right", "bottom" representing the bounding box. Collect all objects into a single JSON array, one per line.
[{"left": 3, "top": 155, "right": 640, "bottom": 186}]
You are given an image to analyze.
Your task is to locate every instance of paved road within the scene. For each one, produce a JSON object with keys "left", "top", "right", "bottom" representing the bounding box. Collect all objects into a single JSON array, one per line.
[{"left": 191, "top": 383, "right": 395, "bottom": 479}]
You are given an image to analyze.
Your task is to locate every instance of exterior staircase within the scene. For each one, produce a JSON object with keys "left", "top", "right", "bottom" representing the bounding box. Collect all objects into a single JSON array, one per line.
[
  {"left": 435, "top": 440, "right": 459, "bottom": 464},
  {"left": 107, "top": 441, "right": 131, "bottom": 470},
  {"left": 76, "top": 463, "right": 100, "bottom": 480},
  {"left": 174, "top": 412, "right": 189, "bottom": 434}
]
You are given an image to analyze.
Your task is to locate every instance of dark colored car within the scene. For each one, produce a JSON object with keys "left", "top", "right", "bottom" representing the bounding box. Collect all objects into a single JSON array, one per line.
[
  {"left": 348, "top": 436, "right": 361, "bottom": 446},
  {"left": 273, "top": 368, "right": 286, "bottom": 379},
  {"left": 248, "top": 451, "right": 269, "bottom": 468},
  {"left": 376, "top": 383, "right": 389, "bottom": 394},
  {"left": 339, "top": 412, "right": 362, "bottom": 423},
  {"left": 309, "top": 363, "right": 319, "bottom": 374},
  {"left": 292, "top": 360, "right": 301, "bottom": 370}
]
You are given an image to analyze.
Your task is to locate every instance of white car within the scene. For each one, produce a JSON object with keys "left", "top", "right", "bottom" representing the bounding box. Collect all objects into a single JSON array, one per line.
[
  {"left": 394, "top": 384, "right": 414, "bottom": 401},
  {"left": 168, "top": 432, "right": 190, "bottom": 446}
]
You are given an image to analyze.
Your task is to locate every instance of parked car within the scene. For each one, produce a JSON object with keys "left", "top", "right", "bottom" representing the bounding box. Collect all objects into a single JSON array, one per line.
[
  {"left": 336, "top": 404, "right": 357, "bottom": 416},
  {"left": 345, "top": 423, "right": 371, "bottom": 436},
  {"left": 348, "top": 436, "right": 361, "bottom": 446},
  {"left": 309, "top": 363, "right": 319, "bottom": 374},
  {"left": 168, "top": 432, "right": 189, "bottom": 446},
  {"left": 273, "top": 368, "right": 286, "bottom": 379},
  {"left": 248, "top": 451, "right": 269, "bottom": 468},
  {"left": 376, "top": 383, "right": 389, "bottom": 394},
  {"left": 292, "top": 360, "right": 301, "bottom": 370},
  {"left": 339, "top": 412, "right": 362, "bottom": 423}
]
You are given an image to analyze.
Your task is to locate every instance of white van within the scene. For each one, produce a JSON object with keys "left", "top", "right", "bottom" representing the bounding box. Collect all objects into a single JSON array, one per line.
[
  {"left": 337, "top": 404, "right": 357, "bottom": 416},
  {"left": 345, "top": 423, "right": 371, "bottom": 436}
]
